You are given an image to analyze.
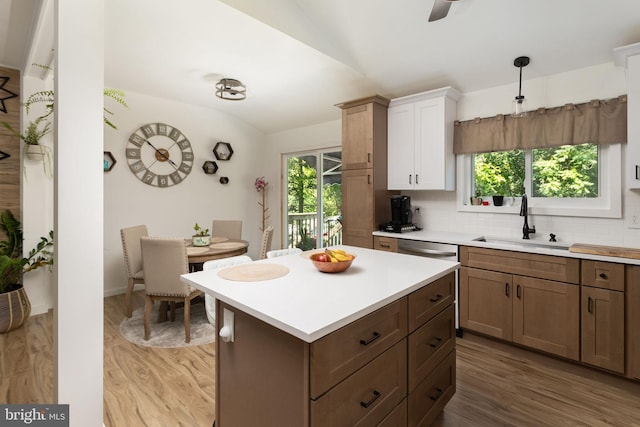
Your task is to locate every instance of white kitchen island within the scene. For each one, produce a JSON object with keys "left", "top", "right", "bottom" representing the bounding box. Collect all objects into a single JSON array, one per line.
[{"left": 181, "top": 246, "right": 459, "bottom": 427}]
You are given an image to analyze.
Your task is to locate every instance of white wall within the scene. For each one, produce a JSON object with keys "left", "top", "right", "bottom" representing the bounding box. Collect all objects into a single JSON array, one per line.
[
  {"left": 103, "top": 91, "right": 266, "bottom": 296},
  {"left": 409, "top": 62, "right": 640, "bottom": 248}
]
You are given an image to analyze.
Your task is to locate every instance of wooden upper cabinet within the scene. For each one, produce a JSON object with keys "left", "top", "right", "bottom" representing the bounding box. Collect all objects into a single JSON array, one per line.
[{"left": 337, "top": 95, "right": 390, "bottom": 171}]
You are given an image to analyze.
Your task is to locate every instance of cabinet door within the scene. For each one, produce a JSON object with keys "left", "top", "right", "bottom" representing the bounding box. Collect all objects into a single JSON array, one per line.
[
  {"left": 387, "top": 103, "right": 415, "bottom": 190},
  {"left": 342, "top": 103, "right": 374, "bottom": 170},
  {"left": 459, "top": 267, "right": 512, "bottom": 340},
  {"left": 512, "top": 276, "right": 580, "bottom": 360},
  {"left": 581, "top": 286, "right": 625, "bottom": 373},
  {"left": 414, "top": 98, "right": 445, "bottom": 190},
  {"left": 341, "top": 169, "right": 374, "bottom": 248},
  {"left": 628, "top": 265, "right": 640, "bottom": 379},
  {"left": 627, "top": 54, "right": 640, "bottom": 189}
]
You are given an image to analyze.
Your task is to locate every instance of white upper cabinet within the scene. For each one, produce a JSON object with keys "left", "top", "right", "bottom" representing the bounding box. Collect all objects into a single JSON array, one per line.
[
  {"left": 614, "top": 42, "right": 640, "bottom": 190},
  {"left": 388, "top": 87, "right": 461, "bottom": 191}
]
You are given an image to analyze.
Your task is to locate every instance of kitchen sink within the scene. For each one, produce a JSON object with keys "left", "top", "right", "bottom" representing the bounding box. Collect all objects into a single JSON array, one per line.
[{"left": 475, "top": 237, "right": 571, "bottom": 251}]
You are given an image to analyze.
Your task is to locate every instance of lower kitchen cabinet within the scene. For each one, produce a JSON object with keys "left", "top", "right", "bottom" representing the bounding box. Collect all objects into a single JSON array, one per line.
[
  {"left": 460, "top": 247, "right": 581, "bottom": 361},
  {"left": 581, "top": 260, "right": 626, "bottom": 374},
  {"left": 581, "top": 286, "right": 625, "bottom": 373},
  {"left": 460, "top": 267, "right": 512, "bottom": 340},
  {"left": 513, "top": 275, "right": 579, "bottom": 360},
  {"left": 628, "top": 265, "right": 640, "bottom": 380}
]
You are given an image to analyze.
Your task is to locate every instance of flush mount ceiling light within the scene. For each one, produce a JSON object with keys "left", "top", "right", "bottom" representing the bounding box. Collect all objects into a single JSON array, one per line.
[
  {"left": 215, "top": 78, "right": 246, "bottom": 101},
  {"left": 513, "top": 56, "right": 530, "bottom": 118}
]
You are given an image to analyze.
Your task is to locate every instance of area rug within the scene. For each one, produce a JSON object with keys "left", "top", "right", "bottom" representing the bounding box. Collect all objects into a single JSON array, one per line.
[{"left": 119, "top": 302, "right": 216, "bottom": 348}]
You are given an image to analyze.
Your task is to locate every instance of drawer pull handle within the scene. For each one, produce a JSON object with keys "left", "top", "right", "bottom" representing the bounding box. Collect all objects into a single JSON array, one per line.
[
  {"left": 380, "top": 243, "right": 390, "bottom": 248},
  {"left": 429, "top": 387, "right": 443, "bottom": 401},
  {"left": 360, "top": 390, "right": 381, "bottom": 408},
  {"left": 429, "top": 294, "right": 443, "bottom": 303},
  {"left": 599, "top": 272, "right": 608, "bottom": 279},
  {"left": 429, "top": 337, "right": 443, "bottom": 348},
  {"left": 360, "top": 331, "right": 381, "bottom": 346},
  {"left": 588, "top": 297, "right": 593, "bottom": 313}
]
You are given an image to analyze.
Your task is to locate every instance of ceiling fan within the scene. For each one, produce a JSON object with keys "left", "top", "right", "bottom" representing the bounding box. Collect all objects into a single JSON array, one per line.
[{"left": 428, "top": 0, "right": 462, "bottom": 22}]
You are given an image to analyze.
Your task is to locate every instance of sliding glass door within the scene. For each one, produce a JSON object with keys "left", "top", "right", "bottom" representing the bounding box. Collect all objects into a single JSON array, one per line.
[{"left": 283, "top": 148, "right": 342, "bottom": 250}]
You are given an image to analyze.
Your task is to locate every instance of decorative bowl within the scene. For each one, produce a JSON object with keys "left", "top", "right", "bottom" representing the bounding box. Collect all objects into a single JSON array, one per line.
[{"left": 309, "top": 252, "right": 356, "bottom": 273}]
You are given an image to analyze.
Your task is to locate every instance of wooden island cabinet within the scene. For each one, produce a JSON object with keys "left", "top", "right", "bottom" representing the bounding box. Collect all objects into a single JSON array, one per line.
[{"left": 182, "top": 247, "right": 459, "bottom": 426}]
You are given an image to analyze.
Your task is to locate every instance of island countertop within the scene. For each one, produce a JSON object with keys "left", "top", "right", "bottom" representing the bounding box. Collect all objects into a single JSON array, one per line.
[{"left": 180, "top": 245, "right": 459, "bottom": 342}]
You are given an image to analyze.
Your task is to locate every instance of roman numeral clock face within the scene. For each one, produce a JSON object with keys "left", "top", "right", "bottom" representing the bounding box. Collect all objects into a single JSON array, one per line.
[{"left": 126, "top": 123, "right": 194, "bottom": 187}]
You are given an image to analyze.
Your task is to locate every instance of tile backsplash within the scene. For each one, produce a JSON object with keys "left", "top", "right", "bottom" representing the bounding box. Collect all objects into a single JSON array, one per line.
[{"left": 408, "top": 190, "right": 640, "bottom": 248}]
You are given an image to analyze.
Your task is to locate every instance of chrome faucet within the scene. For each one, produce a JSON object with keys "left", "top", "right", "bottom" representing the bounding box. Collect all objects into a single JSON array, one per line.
[{"left": 519, "top": 194, "right": 536, "bottom": 239}]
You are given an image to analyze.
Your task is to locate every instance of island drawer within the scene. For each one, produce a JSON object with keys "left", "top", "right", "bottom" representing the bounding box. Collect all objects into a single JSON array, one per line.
[
  {"left": 378, "top": 398, "right": 407, "bottom": 427},
  {"left": 374, "top": 236, "right": 398, "bottom": 252},
  {"left": 408, "top": 350, "right": 456, "bottom": 427},
  {"left": 408, "top": 304, "right": 455, "bottom": 393},
  {"left": 310, "top": 298, "right": 408, "bottom": 398},
  {"left": 581, "top": 260, "right": 624, "bottom": 291},
  {"left": 311, "top": 339, "right": 407, "bottom": 427},
  {"left": 408, "top": 273, "right": 454, "bottom": 332}
]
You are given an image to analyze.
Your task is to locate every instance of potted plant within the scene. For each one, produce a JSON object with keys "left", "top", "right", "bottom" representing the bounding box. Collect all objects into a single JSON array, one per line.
[
  {"left": 470, "top": 190, "right": 483, "bottom": 206},
  {"left": 1, "top": 117, "right": 52, "bottom": 176},
  {"left": 0, "top": 210, "right": 54, "bottom": 333},
  {"left": 192, "top": 223, "right": 210, "bottom": 247}
]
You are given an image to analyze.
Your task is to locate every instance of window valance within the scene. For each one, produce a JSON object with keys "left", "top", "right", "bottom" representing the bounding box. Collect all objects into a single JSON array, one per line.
[{"left": 453, "top": 95, "right": 627, "bottom": 154}]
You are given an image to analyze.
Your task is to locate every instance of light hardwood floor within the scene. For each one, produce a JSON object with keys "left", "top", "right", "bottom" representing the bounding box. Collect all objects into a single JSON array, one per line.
[{"left": 2, "top": 292, "right": 640, "bottom": 426}]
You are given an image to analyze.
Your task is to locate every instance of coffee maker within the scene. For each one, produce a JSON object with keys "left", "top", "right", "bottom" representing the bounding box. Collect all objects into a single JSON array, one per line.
[
  {"left": 391, "top": 195, "right": 412, "bottom": 225},
  {"left": 380, "top": 195, "right": 419, "bottom": 232}
]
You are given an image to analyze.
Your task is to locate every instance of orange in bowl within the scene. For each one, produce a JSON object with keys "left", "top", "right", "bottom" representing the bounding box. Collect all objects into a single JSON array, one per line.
[{"left": 309, "top": 252, "right": 356, "bottom": 273}]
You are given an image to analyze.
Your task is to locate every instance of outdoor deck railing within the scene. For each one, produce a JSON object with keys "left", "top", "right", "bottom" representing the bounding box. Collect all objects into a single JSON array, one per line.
[{"left": 287, "top": 212, "right": 342, "bottom": 250}]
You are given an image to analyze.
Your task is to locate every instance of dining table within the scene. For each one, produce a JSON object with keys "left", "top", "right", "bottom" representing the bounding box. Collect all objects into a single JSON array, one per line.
[{"left": 185, "top": 237, "right": 250, "bottom": 271}]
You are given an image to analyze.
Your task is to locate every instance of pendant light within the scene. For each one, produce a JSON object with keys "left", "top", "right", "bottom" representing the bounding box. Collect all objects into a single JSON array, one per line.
[
  {"left": 215, "top": 78, "right": 246, "bottom": 101},
  {"left": 512, "top": 56, "right": 530, "bottom": 118}
]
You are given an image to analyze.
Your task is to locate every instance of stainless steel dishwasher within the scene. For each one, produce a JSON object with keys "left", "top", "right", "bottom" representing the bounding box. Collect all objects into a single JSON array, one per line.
[{"left": 397, "top": 239, "right": 462, "bottom": 336}]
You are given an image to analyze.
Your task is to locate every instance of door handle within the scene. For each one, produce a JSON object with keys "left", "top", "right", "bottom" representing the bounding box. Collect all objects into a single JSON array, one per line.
[
  {"left": 505, "top": 283, "right": 510, "bottom": 297},
  {"left": 409, "top": 174, "right": 412, "bottom": 184},
  {"left": 416, "top": 174, "right": 419, "bottom": 184},
  {"left": 588, "top": 296, "right": 593, "bottom": 313},
  {"left": 516, "top": 284, "right": 521, "bottom": 299}
]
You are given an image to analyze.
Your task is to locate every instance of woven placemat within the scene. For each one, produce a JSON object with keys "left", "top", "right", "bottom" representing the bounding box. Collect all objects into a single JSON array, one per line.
[
  {"left": 210, "top": 241, "right": 246, "bottom": 250},
  {"left": 218, "top": 263, "right": 290, "bottom": 282}
]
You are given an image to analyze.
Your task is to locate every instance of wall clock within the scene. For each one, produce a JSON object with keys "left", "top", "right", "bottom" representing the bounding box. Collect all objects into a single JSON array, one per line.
[{"left": 126, "top": 123, "right": 194, "bottom": 187}]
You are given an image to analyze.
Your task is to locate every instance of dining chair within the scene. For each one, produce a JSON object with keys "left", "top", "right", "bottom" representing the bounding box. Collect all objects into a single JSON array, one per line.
[
  {"left": 202, "top": 255, "right": 253, "bottom": 324},
  {"left": 120, "top": 224, "right": 148, "bottom": 318},
  {"left": 211, "top": 220, "right": 242, "bottom": 240},
  {"left": 266, "top": 248, "right": 302, "bottom": 258},
  {"left": 140, "top": 237, "right": 203, "bottom": 343},
  {"left": 258, "top": 225, "right": 274, "bottom": 260}
]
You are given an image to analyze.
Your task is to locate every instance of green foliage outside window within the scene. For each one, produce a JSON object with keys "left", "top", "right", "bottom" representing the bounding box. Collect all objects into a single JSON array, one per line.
[
  {"left": 474, "top": 150, "right": 525, "bottom": 196},
  {"left": 287, "top": 156, "right": 317, "bottom": 213},
  {"left": 473, "top": 143, "right": 599, "bottom": 199},
  {"left": 532, "top": 144, "right": 598, "bottom": 198}
]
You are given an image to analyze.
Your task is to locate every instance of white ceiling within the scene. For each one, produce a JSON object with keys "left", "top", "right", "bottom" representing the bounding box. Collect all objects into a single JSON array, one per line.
[{"left": 2, "top": 0, "right": 640, "bottom": 134}]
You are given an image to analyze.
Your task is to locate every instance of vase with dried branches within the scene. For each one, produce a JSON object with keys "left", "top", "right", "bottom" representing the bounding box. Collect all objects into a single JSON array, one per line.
[{"left": 255, "top": 176, "right": 270, "bottom": 232}]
